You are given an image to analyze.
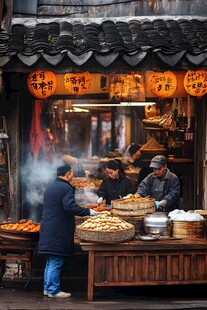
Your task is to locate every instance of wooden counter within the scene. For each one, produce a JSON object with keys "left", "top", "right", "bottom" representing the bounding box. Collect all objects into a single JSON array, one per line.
[{"left": 80, "top": 238, "right": 207, "bottom": 301}]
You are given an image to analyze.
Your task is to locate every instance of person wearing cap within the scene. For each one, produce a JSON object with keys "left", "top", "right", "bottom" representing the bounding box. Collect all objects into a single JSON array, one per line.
[
  {"left": 38, "top": 164, "right": 99, "bottom": 299},
  {"left": 136, "top": 155, "right": 180, "bottom": 212}
]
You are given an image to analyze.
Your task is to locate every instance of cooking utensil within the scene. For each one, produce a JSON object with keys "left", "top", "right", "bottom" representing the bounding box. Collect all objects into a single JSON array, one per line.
[{"left": 144, "top": 212, "right": 172, "bottom": 237}]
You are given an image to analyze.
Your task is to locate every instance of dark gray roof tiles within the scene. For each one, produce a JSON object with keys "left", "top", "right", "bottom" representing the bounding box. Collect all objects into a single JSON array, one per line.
[{"left": 1, "top": 19, "right": 207, "bottom": 68}]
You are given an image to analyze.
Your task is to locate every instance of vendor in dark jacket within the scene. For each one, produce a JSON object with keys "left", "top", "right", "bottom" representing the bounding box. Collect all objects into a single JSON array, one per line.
[
  {"left": 97, "top": 159, "right": 135, "bottom": 205},
  {"left": 136, "top": 155, "right": 180, "bottom": 212},
  {"left": 38, "top": 164, "right": 98, "bottom": 299}
]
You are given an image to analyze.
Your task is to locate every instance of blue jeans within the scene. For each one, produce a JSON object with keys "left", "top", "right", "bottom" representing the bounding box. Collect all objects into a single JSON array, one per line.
[{"left": 44, "top": 255, "right": 65, "bottom": 295}]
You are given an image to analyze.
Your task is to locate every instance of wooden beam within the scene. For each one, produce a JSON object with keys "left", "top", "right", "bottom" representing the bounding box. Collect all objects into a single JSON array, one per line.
[{"left": 3, "top": 0, "right": 13, "bottom": 33}]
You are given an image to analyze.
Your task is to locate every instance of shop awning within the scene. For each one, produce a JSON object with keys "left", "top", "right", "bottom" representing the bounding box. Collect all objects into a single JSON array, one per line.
[{"left": 0, "top": 18, "right": 207, "bottom": 69}]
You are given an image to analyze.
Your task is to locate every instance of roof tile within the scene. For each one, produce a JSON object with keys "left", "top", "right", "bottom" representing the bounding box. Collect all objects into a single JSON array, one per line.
[{"left": 1, "top": 19, "right": 207, "bottom": 67}]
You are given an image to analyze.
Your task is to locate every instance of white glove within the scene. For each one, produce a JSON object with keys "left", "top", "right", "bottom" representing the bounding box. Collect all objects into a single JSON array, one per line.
[
  {"left": 89, "top": 209, "right": 100, "bottom": 216},
  {"left": 97, "top": 197, "right": 103, "bottom": 204},
  {"left": 123, "top": 194, "right": 133, "bottom": 199}
]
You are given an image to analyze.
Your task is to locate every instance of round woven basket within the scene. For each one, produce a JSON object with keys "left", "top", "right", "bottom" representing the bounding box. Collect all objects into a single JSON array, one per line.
[
  {"left": 172, "top": 220, "right": 205, "bottom": 239},
  {"left": 76, "top": 224, "right": 135, "bottom": 243},
  {"left": 111, "top": 198, "right": 155, "bottom": 217}
]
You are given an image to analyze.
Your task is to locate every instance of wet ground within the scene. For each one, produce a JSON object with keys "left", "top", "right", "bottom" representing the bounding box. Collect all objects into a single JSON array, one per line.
[{"left": 1, "top": 275, "right": 207, "bottom": 310}]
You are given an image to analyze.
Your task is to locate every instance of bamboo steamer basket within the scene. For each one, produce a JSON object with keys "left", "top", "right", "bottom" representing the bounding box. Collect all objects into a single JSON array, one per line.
[
  {"left": 111, "top": 197, "right": 155, "bottom": 217},
  {"left": 172, "top": 220, "right": 205, "bottom": 239},
  {"left": 76, "top": 223, "right": 135, "bottom": 243}
]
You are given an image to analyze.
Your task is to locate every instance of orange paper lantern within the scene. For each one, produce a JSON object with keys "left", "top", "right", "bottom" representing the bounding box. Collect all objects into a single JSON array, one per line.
[
  {"left": 27, "top": 70, "right": 57, "bottom": 99},
  {"left": 149, "top": 71, "right": 177, "bottom": 98},
  {"left": 64, "top": 72, "right": 91, "bottom": 95},
  {"left": 184, "top": 70, "right": 207, "bottom": 97}
]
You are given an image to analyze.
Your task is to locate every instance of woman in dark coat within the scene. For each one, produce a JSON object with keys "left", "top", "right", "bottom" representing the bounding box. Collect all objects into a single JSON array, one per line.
[
  {"left": 38, "top": 164, "right": 97, "bottom": 298},
  {"left": 97, "top": 159, "right": 135, "bottom": 205}
]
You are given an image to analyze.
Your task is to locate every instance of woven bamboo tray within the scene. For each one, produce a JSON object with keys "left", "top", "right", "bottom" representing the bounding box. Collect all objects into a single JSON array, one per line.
[
  {"left": 111, "top": 198, "right": 155, "bottom": 216},
  {"left": 172, "top": 220, "right": 205, "bottom": 239},
  {"left": 76, "top": 224, "right": 135, "bottom": 243}
]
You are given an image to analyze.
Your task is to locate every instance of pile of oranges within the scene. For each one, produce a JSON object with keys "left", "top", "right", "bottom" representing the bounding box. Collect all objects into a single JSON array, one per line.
[
  {"left": 82, "top": 205, "right": 110, "bottom": 212},
  {"left": 0, "top": 219, "right": 40, "bottom": 233}
]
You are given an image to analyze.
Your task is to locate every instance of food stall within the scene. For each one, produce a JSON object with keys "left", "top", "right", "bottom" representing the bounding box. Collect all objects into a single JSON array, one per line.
[
  {"left": 74, "top": 197, "right": 207, "bottom": 301},
  {"left": 0, "top": 197, "right": 207, "bottom": 299}
]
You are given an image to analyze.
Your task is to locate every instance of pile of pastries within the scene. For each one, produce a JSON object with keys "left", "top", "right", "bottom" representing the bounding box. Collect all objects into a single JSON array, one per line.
[{"left": 77, "top": 211, "right": 132, "bottom": 231}]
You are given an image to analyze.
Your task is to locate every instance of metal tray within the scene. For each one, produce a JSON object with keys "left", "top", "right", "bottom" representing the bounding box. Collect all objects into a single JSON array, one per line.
[
  {"left": 0, "top": 224, "right": 39, "bottom": 241},
  {"left": 137, "top": 234, "right": 160, "bottom": 241}
]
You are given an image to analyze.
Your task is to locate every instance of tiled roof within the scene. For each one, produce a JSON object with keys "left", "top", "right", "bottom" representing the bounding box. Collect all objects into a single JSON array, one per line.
[{"left": 1, "top": 18, "right": 207, "bottom": 68}]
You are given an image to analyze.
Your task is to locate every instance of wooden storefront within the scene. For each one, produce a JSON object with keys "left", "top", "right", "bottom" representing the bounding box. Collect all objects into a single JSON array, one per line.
[{"left": 0, "top": 1, "right": 207, "bottom": 221}]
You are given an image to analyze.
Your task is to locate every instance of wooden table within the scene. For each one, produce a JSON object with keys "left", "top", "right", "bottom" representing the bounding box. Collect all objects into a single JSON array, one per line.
[
  {"left": 0, "top": 239, "right": 35, "bottom": 289},
  {"left": 80, "top": 238, "right": 207, "bottom": 301}
]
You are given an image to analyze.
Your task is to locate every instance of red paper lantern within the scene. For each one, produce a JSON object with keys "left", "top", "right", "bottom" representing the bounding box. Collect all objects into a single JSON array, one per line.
[
  {"left": 64, "top": 72, "right": 91, "bottom": 95},
  {"left": 27, "top": 70, "right": 57, "bottom": 98},
  {"left": 184, "top": 70, "right": 207, "bottom": 97},
  {"left": 149, "top": 71, "right": 177, "bottom": 98}
]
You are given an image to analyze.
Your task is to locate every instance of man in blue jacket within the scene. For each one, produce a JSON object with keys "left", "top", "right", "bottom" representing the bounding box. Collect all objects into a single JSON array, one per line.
[
  {"left": 136, "top": 155, "right": 180, "bottom": 212},
  {"left": 38, "top": 164, "right": 98, "bottom": 298}
]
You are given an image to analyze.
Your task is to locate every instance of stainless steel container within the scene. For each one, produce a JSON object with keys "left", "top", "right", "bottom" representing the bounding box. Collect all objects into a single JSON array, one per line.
[{"left": 143, "top": 212, "right": 172, "bottom": 237}]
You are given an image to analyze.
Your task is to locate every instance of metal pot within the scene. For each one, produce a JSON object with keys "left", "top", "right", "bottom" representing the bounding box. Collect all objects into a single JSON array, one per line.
[{"left": 143, "top": 212, "right": 172, "bottom": 237}]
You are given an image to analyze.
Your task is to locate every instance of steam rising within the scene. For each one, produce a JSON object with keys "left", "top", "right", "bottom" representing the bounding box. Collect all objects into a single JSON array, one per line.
[
  {"left": 75, "top": 189, "right": 99, "bottom": 206},
  {"left": 21, "top": 157, "right": 99, "bottom": 220},
  {"left": 21, "top": 157, "right": 62, "bottom": 220}
]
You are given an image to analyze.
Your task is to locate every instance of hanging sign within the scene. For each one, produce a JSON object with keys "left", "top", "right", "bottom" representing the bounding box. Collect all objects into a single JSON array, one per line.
[
  {"left": 27, "top": 70, "right": 57, "bottom": 99},
  {"left": 64, "top": 72, "right": 91, "bottom": 95},
  {"left": 149, "top": 71, "right": 177, "bottom": 98},
  {"left": 184, "top": 70, "right": 207, "bottom": 97},
  {"left": 109, "top": 72, "right": 145, "bottom": 101}
]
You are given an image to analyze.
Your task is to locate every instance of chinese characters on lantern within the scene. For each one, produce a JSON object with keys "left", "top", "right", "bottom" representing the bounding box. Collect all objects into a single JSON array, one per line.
[
  {"left": 64, "top": 72, "right": 91, "bottom": 95},
  {"left": 27, "top": 70, "right": 57, "bottom": 98},
  {"left": 149, "top": 71, "right": 177, "bottom": 98},
  {"left": 184, "top": 70, "right": 207, "bottom": 97}
]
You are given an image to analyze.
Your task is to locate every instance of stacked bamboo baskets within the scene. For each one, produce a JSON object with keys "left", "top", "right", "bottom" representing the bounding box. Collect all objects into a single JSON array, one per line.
[
  {"left": 172, "top": 220, "right": 205, "bottom": 239},
  {"left": 111, "top": 195, "right": 155, "bottom": 234},
  {"left": 111, "top": 196, "right": 155, "bottom": 217}
]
